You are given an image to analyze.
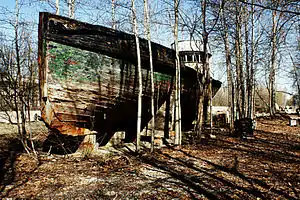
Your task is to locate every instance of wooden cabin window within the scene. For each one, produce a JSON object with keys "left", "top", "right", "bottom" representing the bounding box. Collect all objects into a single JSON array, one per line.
[
  {"left": 187, "top": 55, "right": 193, "bottom": 62},
  {"left": 180, "top": 55, "right": 185, "bottom": 61},
  {"left": 194, "top": 54, "right": 200, "bottom": 62}
]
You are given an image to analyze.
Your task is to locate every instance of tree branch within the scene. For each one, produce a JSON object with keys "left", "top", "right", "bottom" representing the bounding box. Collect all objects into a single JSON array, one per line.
[{"left": 238, "top": 0, "right": 300, "bottom": 15}]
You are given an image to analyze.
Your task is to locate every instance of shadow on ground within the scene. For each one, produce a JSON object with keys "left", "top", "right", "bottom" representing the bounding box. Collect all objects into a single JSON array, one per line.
[
  {"left": 120, "top": 121, "right": 299, "bottom": 199},
  {"left": 0, "top": 137, "right": 23, "bottom": 194},
  {"left": 0, "top": 135, "right": 40, "bottom": 197}
]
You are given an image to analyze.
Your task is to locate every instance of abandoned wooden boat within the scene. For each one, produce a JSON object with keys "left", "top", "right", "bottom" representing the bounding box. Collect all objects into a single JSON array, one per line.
[{"left": 38, "top": 12, "right": 221, "bottom": 144}]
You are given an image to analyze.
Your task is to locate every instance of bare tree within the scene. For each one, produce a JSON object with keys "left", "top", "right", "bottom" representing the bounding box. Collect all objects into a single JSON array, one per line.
[
  {"left": 269, "top": 3, "right": 277, "bottom": 116},
  {"left": 56, "top": 0, "right": 60, "bottom": 15},
  {"left": 68, "top": 0, "right": 75, "bottom": 18},
  {"left": 143, "top": 0, "right": 155, "bottom": 152},
  {"left": 236, "top": 0, "right": 298, "bottom": 117},
  {"left": 131, "top": 0, "right": 142, "bottom": 152},
  {"left": 201, "top": 0, "right": 212, "bottom": 136},
  {"left": 0, "top": 0, "right": 39, "bottom": 156},
  {"left": 174, "top": 0, "right": 181, "bottom": 145},
  {"left": 289, "top": 51, "right": 300, "bottom": 107},
  {"left": 235, "top": 0, "right": 245, "bottom": 119},
  {"left": 220, "top": 2, "right": 235, "bottom": 130},
  {"left": 15, "top": 0, "right": 29, "bottom": 154},
  {"left": 249, "top": 0, "right": 256, "bottom": 119},
  {"left": 112, "top": 0, "right": 116, "bottom": 29},
  {"left": 244, "top": 5, "right": 250, "bottom": 117},
  {"left": 184, "top": 0, "right": 222, "bottom": 137}
]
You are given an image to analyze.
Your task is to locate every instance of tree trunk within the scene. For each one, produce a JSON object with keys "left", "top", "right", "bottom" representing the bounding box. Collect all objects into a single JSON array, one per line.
[
  {"left": 131, "top": 0, "right": 142, "bottom": 152},
  {"left": 174, "top": 0, "right": 181, "bottom": 145},
  {"left": 15, "top": 0, "right": 30, "bottom": 154},
  {"left": 249, "top": 0, "right": 255, "bottom": 119},
  {"left": 68, "top": 0, "right": 75, "bottom": 18},
  {"left": 221, "top": 7, "right": 235, "bottom": 130},
  {"left": 27, "top": 39, "right": 37, "bottom": 157},
  {"left": 143, "top": 0, "right": 155, "bottom": 152},
  {"left": 269, "top": 9, "right": 277, "bottom": 116},
  {"left": 112, "top": 0, "right": 116, "bottom": 29},
  {"left": 14, "top": 0, "right": 21, "bottom": 141},
  {"left": 235, "top": 0, "right": 244, "bottom": 119},
  {"left": 201, "top": 0, "right": 211, "bottom": 137},
  {"left": 244, "top": 7, "right": 250, "bottom": 118},
  {"left": 290, "top": 53, "right": 300, "bottom": 107},
  {"left": 56, "top": 0, "right": 59, "bottom": 15},
  {"left": 209, "top": 77, "right": 213, "bottom": 135}
]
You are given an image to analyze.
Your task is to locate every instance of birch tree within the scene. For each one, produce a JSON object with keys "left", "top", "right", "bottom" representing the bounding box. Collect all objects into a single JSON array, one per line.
[
  {"left": 220, "top": 2, "right": 235, "bottom": 130},
  {"left": 201, "top": 0, "right": 211, "bottom": 136},
  {"left": 143, "top": 0, "right": 155, "bottom": 152},
  {"left": 68, "top": 0, "right": 75, "bottom": 18},
  {"left": 112, "top": 0, "right": 116, "bottom": 30},
  {"left": 235, "top": 0, "right": 245, "bottom": 119},
  {"left": 248, "top": 0, "right": 255, "bottom": 119},
  {"left": 56, "top": 0, "right": 59, "bottom": 15},
  {"left": 244, "top": 5, "right": 250, "bottom": 117},
  {"left": 131, "top": 0, "right": 142, "bottom": 152},
  {"left": 269, "top": 4, "right": 277, "bottom": 116},
  {"left": 174, "top": 0, "right": 181, "bottom": 145},
  {"left": 290, "top": 53, "right": 300, "bottom": 106},
  {"left": 243, "top": 1, "right": 256, "bottom": 119}
]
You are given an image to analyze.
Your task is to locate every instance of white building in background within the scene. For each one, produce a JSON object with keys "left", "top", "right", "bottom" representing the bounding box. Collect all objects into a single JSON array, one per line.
[{"left": 0, "top": 110, "right": 41, "bottom": 123}]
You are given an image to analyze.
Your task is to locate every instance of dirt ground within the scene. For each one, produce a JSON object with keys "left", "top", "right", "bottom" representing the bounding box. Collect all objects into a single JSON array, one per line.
[{"left": 0, "top": 117, "right": 299, "bottom": 199}]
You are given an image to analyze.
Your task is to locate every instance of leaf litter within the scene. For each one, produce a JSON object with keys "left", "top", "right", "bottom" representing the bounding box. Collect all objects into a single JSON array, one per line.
[{"left": 0, "top": 117, "right": 299, "bottom": 199}]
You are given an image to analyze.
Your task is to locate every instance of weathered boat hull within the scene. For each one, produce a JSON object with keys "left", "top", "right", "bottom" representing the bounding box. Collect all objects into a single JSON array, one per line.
[
  {"left": 44, "top": 41, "right": 176, "bottom": 136},
  {"left": 38, "top": 13, "right": 221, "bottom": 142}
]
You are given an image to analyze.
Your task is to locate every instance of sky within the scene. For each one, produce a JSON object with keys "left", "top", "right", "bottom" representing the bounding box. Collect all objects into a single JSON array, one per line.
[{"left": 0, "top": 0, "right": 298, "bottom": 94}]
